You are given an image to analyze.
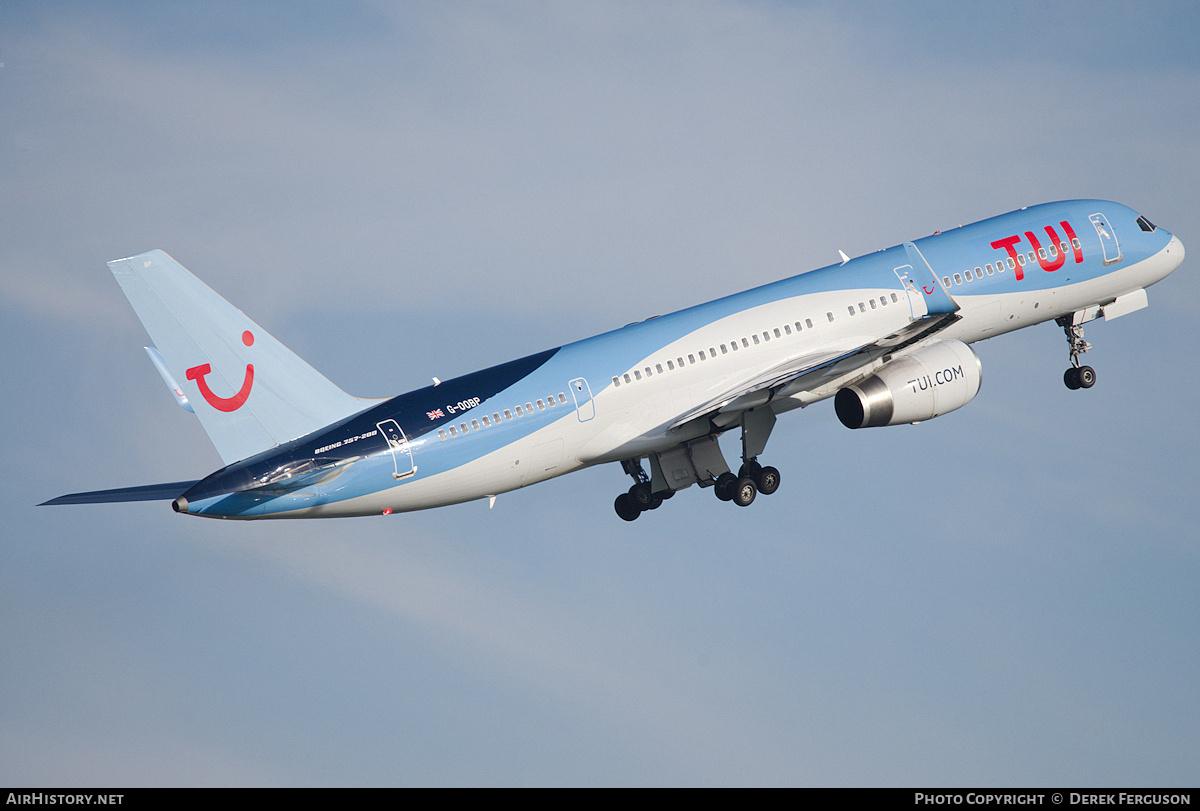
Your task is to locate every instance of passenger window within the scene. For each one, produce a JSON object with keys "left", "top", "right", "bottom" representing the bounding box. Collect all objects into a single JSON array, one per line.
[
  {"left": 546, "top": 396, "right": 555, "bottom": 407},
  {"left": 438, "top": 429, "right": 447, "bottom": 441},
  {"left": 448, "top": 426, "right": 458, "bottom": 437},
  {"left": 869, "top": 299, "right": 876, "bottom": 309},
  {"left": 515, "top": 406, "right": 524, "bottom": 417},
  {"left": 494, "top": 412, "right": 502, "bottom": 422},
  {"left": 1072, "top": 238, "right": 1081, "bottom": 249},
  {"left": 773, "top": 328, "right": 781, "bottom": 338},
  {"left": 688, "top": 354, "right": 696, "bottom": 364},
  {"left": 667, "top": 360, "right": 675, "bottom": 370},
  {"left": 807, "top": 318, "right": 815, "bottom": 328},
  {"left": 827, "top": 312, "right": 835, "bottom": 322},
  {"left": 730, "top": 342, "right": 738, "bottom": 351},
  {"left": 698, "top": 351, "right": 706, "bottom": 361},
  {"left": 752, "top": 334, "right": 760, "bottom": 344},
  {"left": 536, "top": 400, "right": 545, "bottom": 411},
  {"left": 623, "top": 373, "right": 631, "bottom": 384},
  {"left": 558, "top": 394, "right": 566, "bottom": 404},
  {"left": 656, "top": 363, "right": 664, "bottom": 373},
  {"left": 888, "top": 295, "right": 897, "bottom": 304},
  {"left": 720, "top": 344, "right": 728, "bottom": 354},
  {"left": 633, "top": 370, "right": 641, "bottom": 380},
  {"left": 741, "top": 338, "right": 749, "bottom": 348},
  {"left": 974, "top": 266, "right": 982, "bottom": 277},
  {"left": 879, "top": 297, "right": 887, "bottom": 306},
  {"left": 525, "top": 402, "right": 533, "bottom": 413},
  {"left": 471, "top": 419, "right": 480, "bottom": 430},
  {"left": 481, "top": 416, "right": 490, "bottom": 427},
  {"left": 677, "top": 357, "right": 685, "bottom": 367},
  {"left": 644, "top": 367, "right": 652, "bottom": 377},
  {"left": 504, "top": 409, "right": 513, "bottom": 420},
  {"left": 953, "top": 273, "right": 962, "bottom": 284},
  {"left": 985, "top": 263, "right": 994, "bottom": 275},
  {"left": 709, "top": 346, "right": 717, "bottom": 356},
  {"left": 762, "top": 331, "right": 770, "bottom": 341},
  {"left": 784, "top": 325, "right": 791, "bottom": 335},
  {"left": 460, "top": 422, "right": 468, "bottom": 433},
  {"left": 1017, "top": 254, "right": 1025, "bottom": 266},
  {"left": 847, "top": 306, "right": 855, "bottom": 316},
  {"left": 857, "top": 303, "right": 866, "bottom": 312}
]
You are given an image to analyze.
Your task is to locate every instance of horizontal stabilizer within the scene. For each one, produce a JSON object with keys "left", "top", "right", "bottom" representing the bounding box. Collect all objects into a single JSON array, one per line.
[{"left": 40, "top": 480, "right": 201, "bottom": 506}]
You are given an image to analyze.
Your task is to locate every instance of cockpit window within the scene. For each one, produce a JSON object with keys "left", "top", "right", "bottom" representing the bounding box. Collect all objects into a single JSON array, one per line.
[{"left": 1136, "top": 215, "right": 1157, "bottom": 232}]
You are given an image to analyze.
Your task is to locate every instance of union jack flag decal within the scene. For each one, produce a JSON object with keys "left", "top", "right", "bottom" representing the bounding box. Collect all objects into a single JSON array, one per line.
[{"left": 427, "top": 408, "right": 444, "bottom": 420}]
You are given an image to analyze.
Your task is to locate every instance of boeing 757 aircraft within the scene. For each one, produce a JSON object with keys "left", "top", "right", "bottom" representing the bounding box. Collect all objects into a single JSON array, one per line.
[{"left": 42, "top": 200, "right": 1183, "bottom": 521}]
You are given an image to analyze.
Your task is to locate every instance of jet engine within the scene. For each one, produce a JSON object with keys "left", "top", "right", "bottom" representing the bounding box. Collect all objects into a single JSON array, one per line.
[{"left": 835, "top": 339, "right": 982, "bottom": 428}]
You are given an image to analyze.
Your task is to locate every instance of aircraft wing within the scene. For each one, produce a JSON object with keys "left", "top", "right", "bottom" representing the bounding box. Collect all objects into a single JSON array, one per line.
[{"left": 667, "top": 311, "right": 962, "bottom": 430}]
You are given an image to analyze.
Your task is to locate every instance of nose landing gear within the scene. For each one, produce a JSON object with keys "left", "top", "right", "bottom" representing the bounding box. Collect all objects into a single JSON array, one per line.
[{"left": 1057, "top": 314, "right": 1097, "bottom": 390}]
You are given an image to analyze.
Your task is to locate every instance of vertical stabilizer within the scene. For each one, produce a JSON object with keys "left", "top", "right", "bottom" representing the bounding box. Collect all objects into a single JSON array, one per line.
[{"left": 109, "top": 250, "right": 370, "bottom": 465}]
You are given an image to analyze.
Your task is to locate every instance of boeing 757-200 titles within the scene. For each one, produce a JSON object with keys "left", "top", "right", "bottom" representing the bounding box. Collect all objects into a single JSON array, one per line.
[{"left": 42, "top": 200, "right": 1184, "bottom": 520}]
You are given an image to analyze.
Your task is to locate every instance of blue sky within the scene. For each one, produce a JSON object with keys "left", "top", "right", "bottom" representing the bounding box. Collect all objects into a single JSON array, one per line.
[{"left": 2, "top": 0, "right": 1198, "bottom": 786}]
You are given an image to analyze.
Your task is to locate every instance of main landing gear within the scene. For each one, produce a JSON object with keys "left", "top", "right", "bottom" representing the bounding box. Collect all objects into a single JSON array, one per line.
[
  {"left": 712, "top": 460, "right": 780, "bottom": 508},
  {"left": 612, "top": 456, "right": 780, "bottom": 520},
  {"left": 613, "top": 459, "right": 673, "bottom": 522},
  {"left": 1057, "top": 314, "right": 1096, "bottom": 390}
]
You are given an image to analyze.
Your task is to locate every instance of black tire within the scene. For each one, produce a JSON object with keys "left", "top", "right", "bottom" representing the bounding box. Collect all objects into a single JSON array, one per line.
[
  {"left": 614, "top": 493, "right": 640, "bottom": 521},
  {"left": 732, "top": 476, "right": 757, "bottom": 507},
  {"left": 1077, "top": 365, "right": 1096, "bottom": 388},
  {"left": 756, "top": 466, "right": 781, "bottom": 496},
  {"left": 1064, "top": 367, "right": 1081, "bottom": 389},
  {"left": 739, "top": 460, "right": 762, "bottom": 480},
  {"left": 714, "top": 472, "right": 737, "bottom": 501},
  {"left": 645, "top": 492, "right": 663, "bottom": 510},
  {"left": 628, "top": 482, "right": 654, "bottom": 510}
]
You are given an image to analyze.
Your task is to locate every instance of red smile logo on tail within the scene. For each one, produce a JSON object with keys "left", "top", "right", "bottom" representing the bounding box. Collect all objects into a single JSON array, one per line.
[{"left": 186, "top": 331, "right": 255, "bottom": 412}]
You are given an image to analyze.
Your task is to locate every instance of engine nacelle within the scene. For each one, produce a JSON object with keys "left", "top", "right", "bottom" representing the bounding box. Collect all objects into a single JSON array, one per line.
[{"left": 835, "top": 339, "right": 982, "bottom": 429}]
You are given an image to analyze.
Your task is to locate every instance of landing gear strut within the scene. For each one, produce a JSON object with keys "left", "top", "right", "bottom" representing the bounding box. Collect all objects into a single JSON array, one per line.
[{"left": 1057, "top": 314, "right": 1096, "bottom": 390}]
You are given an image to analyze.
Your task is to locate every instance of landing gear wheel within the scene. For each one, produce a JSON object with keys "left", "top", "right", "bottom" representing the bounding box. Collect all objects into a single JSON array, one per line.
[
  {"left": 739, "top": 460, "right": 763, "bottom": 480},
  {"left": 628, "top": 482, "right": 655, "bottom": 510},
  {"left": 756, "top": 466, "right": 781, "bottom": 496},
  {"left": 1064, "top": 367, "right": 1081, "bottom": 390},
  {"left": 732, "top": 477, "right": 757, "bottom": 507},
  {"left": 714, "top": 472, "right": 737, "bottom": 502},
  {"left": 1077, "top": 365, "right": 1096, "bottom": 388},
  {"left": 614, "top": 493, "right": 640, "bottom": 521}
]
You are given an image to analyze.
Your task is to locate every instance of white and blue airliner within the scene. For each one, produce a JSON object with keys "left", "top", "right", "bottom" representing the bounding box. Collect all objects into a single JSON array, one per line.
[{"left": 43, "top": 200, "right": 1184, "bottom": 521}]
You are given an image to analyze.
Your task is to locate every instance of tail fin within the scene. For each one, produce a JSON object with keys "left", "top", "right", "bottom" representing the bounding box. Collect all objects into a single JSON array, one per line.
[{"left": 109, "top": 250, "right": 371, "bottom": 465}]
